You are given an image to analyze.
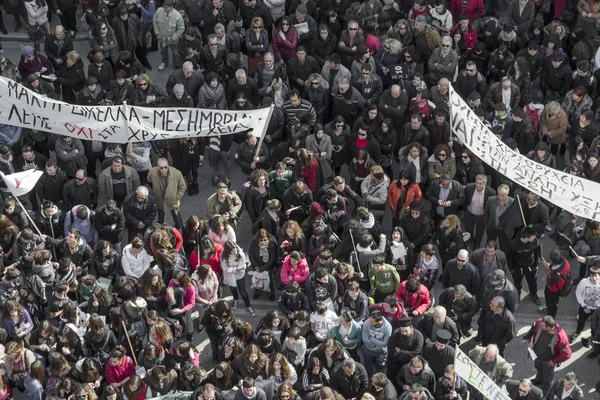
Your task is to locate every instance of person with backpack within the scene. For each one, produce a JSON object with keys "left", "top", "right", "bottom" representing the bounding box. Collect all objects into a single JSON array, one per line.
[
  {"left": 538, "top": 249, "right": 571, "bottom": 318},
  {"left": 64, "top": 205, "right": 98, "bottom": 247},
  {"left": 83, "top": 314, "right": 118, "bottom": 364}
]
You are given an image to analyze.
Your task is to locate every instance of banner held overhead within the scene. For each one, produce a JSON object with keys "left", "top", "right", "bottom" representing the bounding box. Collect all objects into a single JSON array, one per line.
[
  {"left": 454, "top": 347, "right": 511, "bottom": 400},
  {"left": 0, "top": 77, "right": 272, "bottom": 143},
  {"left": 449, "top": 84, "right": 600, "bottom": 221}
]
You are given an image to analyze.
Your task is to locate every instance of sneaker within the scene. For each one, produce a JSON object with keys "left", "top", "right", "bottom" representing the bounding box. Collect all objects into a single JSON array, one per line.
[
  {"left": 212, "top": 174, "right": 220, "bottom": 186},
  {"left": 569, "top": 332, "right": 580, "bottom": 343},
  {"left": 247, "top": 307, "right": 256, "bottom": 316},
  {"left": 232, "top": 300, "right": 238, "bottom": 310},
  {"left": 531, "top": 295, "right": 541, "bottom": 306},
  {"left": 158, "top": 63, "right": 166, "bottom": 71},
  {"left": 545, "top": 224, "right": 553, "bottom": 232},
  {"left": 538, "top": 304, "right": 548, "bottom": 312}
]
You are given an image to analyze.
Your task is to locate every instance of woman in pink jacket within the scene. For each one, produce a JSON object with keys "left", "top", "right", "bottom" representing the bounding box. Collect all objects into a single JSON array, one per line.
[
  {"left": 166, "top": 271, "right": 197, "bottom": 341},
  {"left": 280, "top": 251, "right": 309, "bottom": 286},
  {"left": 105, "top": 345, "right": 135, "bottom": 389}
]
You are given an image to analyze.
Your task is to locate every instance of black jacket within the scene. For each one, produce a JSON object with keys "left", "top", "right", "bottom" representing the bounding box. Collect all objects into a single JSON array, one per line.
[
  {"left": 425, "top": 179, "right": 466, "bottom": 217},
  {"left": 248, "top": 240, "right": 277, "bottom": 272},
  {"left": 55, "top": 59, "right": 86, "bottom": 104},
  {"left": 122, "top": 192, "right": 157, "bottom": 231},
  {"left": 331, "top": 362, "right": 369, "bottom": 400},
  {"left": 438, "top": 287, "right": 479, "bottom": 330},
  {"left": 398, "top": 213, "right": 433, "bottom": 248},
  {"left": 456, "top": 159, "right": 486, "bottom": 186},
  {"left": 244, "top": 186, "right": 270, "bottom": 223},
  {"left": 441, "top": 260, "right": 481, "bottom": 294},
  {"left": 435, "top": 375, "right": 468, "bottom": 400},
  {"left": 93, "top": 206, "right": 125, "bottom": 244},
  {"left": 417, "top": 314, "right": 460, "bottom": 347},
  {"left": 278, "top": 289, "right": 311, "bottom": 315},
  {"left": 48, "top": 237, "right": 93, "bottom": 275},
  {"left": 62, "top": 178, "right": 97, "bottom": 211},
  {"left": 396, "top": 123, "right": 430, "bottom": 152},
  {"left": 506, "top": 380, "right": 543, "bottom": 400},
  {"left": 44, "top": 34, "right": 74, "bottom": 66},
  {"left": 476, "top": 307, "right": 516, "bottom": 347},
  {"left": 33, "top": 206, "right": 64, "bottom": 239},
  {"left": 387, "top": 329, "right": 424, "bottom": 381},
  {"left": 478, "top": 275, "right": 519, "bottom": 313},
  {"left": 36, "top": 169, "right": 69, "bottom": 206}
]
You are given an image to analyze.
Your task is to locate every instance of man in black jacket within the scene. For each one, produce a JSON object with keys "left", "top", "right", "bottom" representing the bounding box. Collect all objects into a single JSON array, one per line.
[
  {"left": 438, "top": 284, "right": 479, "bottom": 336},
  {"left": 278, "top": 281, "right": 311, "bottom": 321},
  {"left": 379, "top": 85, "right": 409, "bottom": 130},
  {"left": 425, "top": 175, "right": 465, "bottom": 225},
  {"left": 36, "top": 159, "right": 69, "bottom": 212},
  {"left": 331, "top": 358, "right": 369, "bottom": 400},
  {"left": 541, "top": 53, "right": 573, "bottom": 103},
  {"left": 475, "top": 296, "right": 516, "bottom": 356},
  {"left": 46, "top": 229, "right": 94, "bottom": 277},
  {"left": 34, "top": 200, "right": 65, "bottom": 240},
  {"left": 315, "top": 176, "right": 363, "bottom": 208},
  {"left": 122, "top": 186, "right": 157, "bottom": 242},
  {"left": 62, "top": 169, "right": 97, "bottom": 211},
  {"left": 398, "top": 201, "right": 433, "bottom": 250},
  {"left": 286, "top": 46, "right": 320, "bottom": 91},
  {"left": 200, "top": 34, "right": 228, "bottom": 78},
  {"left": 44, "top": 25, "right": 74, "bottom": 70},
  {"left": 441, "top": 249, "right": 482, "bottom": 296},
  {"left": 94, "top": 200, "right": 125, "bottom": 254},
  {"left": 506, "top": 225, "right": 542, "bottom": 305},
  {"left": 396, "top": 113, "right": 430, "bottom": 152},
  {"left": 464, "top": 176, "right": 496, "bottom": 250},
  {"left": 388, "top": 317, "right": 425, "bottom": 391},
  {"left": 506, "top": 379, "right": 543, "bottom": 400},
  {"left": 417, "top": 306, "right": 460, "bottom": 347},
  {"left": 226, "top": 69, "right": 259, "bottom": 107}
]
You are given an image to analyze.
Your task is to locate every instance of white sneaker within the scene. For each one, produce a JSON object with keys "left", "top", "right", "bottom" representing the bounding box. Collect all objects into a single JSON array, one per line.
[
  {"left": 158, "top": 63, "right": 166, "bottom": 71},
  {"left": 538, "top": 304, "right": 548, "bottom": 312}
]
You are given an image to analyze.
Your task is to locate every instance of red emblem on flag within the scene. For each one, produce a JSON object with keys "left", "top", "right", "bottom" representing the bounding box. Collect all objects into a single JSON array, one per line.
[{"left": 14, "top": 179, "right": 21, "bottom": 188}]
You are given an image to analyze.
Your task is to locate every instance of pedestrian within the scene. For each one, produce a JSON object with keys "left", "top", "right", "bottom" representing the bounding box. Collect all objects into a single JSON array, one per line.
[{"left": 146, "top": 158, "right": 187, "bottom": 230}]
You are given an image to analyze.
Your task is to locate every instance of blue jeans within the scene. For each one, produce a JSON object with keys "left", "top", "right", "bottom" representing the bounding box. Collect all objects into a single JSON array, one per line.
[{"left": 362, "top": 347, "right": 386, "bottom": 376}]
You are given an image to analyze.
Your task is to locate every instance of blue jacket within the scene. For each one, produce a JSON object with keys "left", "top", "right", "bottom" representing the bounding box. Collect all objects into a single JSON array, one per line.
[{"left": 361, "top": 317, "right": 392, "bottom": 353}]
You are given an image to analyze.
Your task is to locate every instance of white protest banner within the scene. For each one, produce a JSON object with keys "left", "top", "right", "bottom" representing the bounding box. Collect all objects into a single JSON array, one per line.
[
  {"left": 454, "top": 347, "right": 511, "bottom": 400},
  {"left": 449, "top": 84, "right": 600, "bottom": 221},
  {"left": 0, "top": 77, "right": 271, "bottom": 143}
]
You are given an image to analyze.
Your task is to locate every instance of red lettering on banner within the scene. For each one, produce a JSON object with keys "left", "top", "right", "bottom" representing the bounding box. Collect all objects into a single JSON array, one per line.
[{"left": 64, "top": 123, "right": 93, "bottom": 139}]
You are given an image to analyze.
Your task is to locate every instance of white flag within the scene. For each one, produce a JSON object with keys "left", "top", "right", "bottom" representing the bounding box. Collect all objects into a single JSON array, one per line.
[{"left": 0, "top": 170, "right": 43, "bottom": 197}]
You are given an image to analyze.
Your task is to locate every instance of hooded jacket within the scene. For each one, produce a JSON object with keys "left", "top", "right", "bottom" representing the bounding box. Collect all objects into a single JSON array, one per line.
[
  {"left": 122, "top": 244, "right": 150, "bottom": 279},
  {"left": 305, "top": 273, "right": 338, "bottom": 309},
  {"left": 34, "top": 204, "right": 65, "bottom": 240},
  {"left": 362, "top": 316, "right": 392, "bottom": 353},
  {"left": 280, "top": 254, "right": 310, "bottom": 286}
]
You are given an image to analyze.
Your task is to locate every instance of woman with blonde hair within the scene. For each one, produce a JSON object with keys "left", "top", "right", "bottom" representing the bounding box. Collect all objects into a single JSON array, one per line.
[
  {"left": 5, "top": 341, "right": 35, "bottom": 390},
  {"left": 541, "top": 100, "right": 568, "bottom": 155},
  {"left": 133, "top": 74, "right": 167, "bottom": 107},
  {"left": 54, "top": 50, "right": 85, "bottom": 104},
  {"left": 437, "top": 214, "right": 465, "bottom": 267},
  {"left": 246, "top": 17, "right": 270, "bottom": 73},
  {"left": 278, "top": 220, "right": 305, "bottom": 260}
]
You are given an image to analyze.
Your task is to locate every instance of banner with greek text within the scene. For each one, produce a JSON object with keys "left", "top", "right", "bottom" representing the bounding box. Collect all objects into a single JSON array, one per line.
[
  {"left": 0, "top": 77, "right": 271, "bottom": 143},
  {"left": 454, "top": 347, "right": 511, "bottom": 400},
  {"left": 449, "top": 84, "right": 600, "bottom": 221}
]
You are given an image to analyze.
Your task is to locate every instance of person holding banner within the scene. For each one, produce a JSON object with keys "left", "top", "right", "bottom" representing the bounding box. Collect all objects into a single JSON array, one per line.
[{"left": 434, "top": 364, "right": 468, "bottom": 400}]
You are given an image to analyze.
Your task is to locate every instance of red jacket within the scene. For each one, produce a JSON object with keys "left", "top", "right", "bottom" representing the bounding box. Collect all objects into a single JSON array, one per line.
[
  {"left": 388, "top": 182, "right": 422, "bottom": 218},
  {"left": 528, "top": 318, "right": 572, "bottom": 366},
  {"left": 190, "top": 242, "right": 224, "bottom": 277},
  {"left": 449, "top": 0, "right": 483, "bottom": 22},
  {"left": 395, "top": 281, "right": 431, "bottom": 316},
  {"left": 105, "top": 355, "right": 135, "bottom": 384},
  {"left": 272, "top": 27, "right": 299, "bottom": 62},
  {"left": 450, "top": 23, "right": 477, "bottom": 52},
  {"left": 545, "top": 260, "right": 571, "bottom": 293}
]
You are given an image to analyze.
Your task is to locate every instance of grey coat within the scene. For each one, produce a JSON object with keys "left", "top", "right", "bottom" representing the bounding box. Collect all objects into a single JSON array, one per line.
[{"left": 55, "top": 138, "right": 86, "bottom": 178}]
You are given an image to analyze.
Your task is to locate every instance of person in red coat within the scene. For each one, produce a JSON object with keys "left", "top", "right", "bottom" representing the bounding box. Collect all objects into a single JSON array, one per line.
[
  {"left": 450, "top": 15, "right": 478, "bottom": 53},
  {"left": 540, "top": 249, "right": 571, "bottom": 318},
  {"left": 449, "top": 0, "right": 483, "bottom": 22},
  {"left": 105, "top": 346, "right": 136, "bottom": 389},
  {"left": 272, "top": 16, "right": 298, "bottom": 63},
  {"left": 190, "top": 236, "right": 223, "bottom": 277},
  {"left": 525, "top": 316, "right": 571, "bottom": 395},
  {"left": 395, "top": 278, "right": 431, "bottom": 325}
]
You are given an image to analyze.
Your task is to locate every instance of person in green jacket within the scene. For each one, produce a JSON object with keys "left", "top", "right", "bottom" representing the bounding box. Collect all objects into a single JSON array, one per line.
[
  {"left": 328, "top": 309, "right": 363, "bottom": 359},
  {"left": 369, "top": 255, "right": 400, "bottom": 303}
]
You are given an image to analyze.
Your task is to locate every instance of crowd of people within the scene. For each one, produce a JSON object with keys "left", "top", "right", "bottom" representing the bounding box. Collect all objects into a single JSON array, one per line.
[{"left": 0, "top": 0, "right": 599, "bottom": 398}]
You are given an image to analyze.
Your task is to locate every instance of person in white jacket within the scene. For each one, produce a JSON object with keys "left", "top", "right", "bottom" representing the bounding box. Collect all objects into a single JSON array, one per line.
[
  {"left": 121, "top": 237, "right": 150, "bottom": 280},
  {"left": 263, "top": 0, "right": 286, "bottom": 23},
  {"left": 221, "top": 241, "right": 255, "bottom": 316},
  {"left": 570, "top": 265, "right": 600, "bottom": 342}
]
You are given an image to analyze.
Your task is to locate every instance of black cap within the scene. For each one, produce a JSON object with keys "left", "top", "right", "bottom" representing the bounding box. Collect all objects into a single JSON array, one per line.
[
  {"left": 490, "top": 269, "right": 505, "bottom": 285},
  {"left": 398, "top": 317, "right": 413, "bottom": 327},
  {"left": 436, "top": 329, "right": 451, "bottom": 344}
]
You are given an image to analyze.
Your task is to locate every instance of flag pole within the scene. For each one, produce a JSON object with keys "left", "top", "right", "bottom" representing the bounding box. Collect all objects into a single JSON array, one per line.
[
  {"left": 516, "top": 194, "right": 527, "bottom": 227},
  {"left": 349, "top": 228, "right": 362, "bottom": 275},
  {"left": 0, "top": 172, "right": 43, "bottom": 236},
  {"left": 254, "top": 103, "right": 275, "bottom": 159}
]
